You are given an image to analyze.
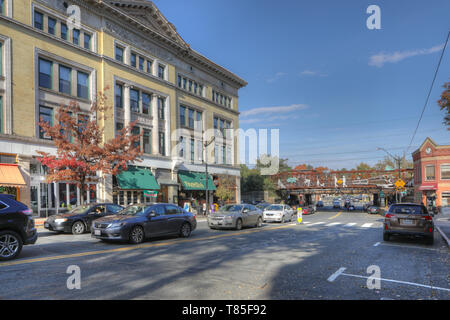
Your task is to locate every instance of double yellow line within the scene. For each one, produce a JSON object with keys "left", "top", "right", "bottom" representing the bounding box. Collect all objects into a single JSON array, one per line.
[{"left": 0, "top": 223, "right": 297, "bottom": 267}]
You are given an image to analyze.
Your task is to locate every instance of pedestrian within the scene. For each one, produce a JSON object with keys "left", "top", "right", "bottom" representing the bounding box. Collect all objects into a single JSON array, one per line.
[{"left": 202, "top": 202, "right": 207, "bottom": 215}]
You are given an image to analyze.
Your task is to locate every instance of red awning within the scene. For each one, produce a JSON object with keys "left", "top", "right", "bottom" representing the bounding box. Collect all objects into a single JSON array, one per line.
[
  {"left": 0, "top": 164, "right": 26, "bottom": 188},
  {"left": 418, "top": 184, "right": 437, "bottom": 191}
]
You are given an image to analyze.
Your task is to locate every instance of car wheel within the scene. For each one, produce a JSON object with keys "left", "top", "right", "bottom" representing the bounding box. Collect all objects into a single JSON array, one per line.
[
  {"left": 180, "top": 223, "right": 192, "bottom": 238},
  {"left": 129, "top": 226, "right": 145, "bottom": 244},
  {"left": 383, "top": 233, "right": 390, "bottom": 241},
  {"left": 235, "top": 219, "right": 243, "bottom": 231},
  {"left": 72, "top": 221, "right": 86, "bottom": 235},
  {"left": 256, "top": 217, "right": 263, "bottom": 228},
  {"left": 0, "top": 231, "right": 23, "bottom": 261}
]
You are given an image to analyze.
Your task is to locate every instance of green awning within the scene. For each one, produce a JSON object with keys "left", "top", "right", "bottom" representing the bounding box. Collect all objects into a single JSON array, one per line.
[
  {"left": 116, "top": 167, "right": 160, "bottom": 190},
  {"left": 178, "top": 171, "right": 216, "bottom": 191}
]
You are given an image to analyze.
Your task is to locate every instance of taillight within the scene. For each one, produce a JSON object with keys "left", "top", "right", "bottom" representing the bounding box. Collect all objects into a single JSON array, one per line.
[
  {"left": 385, "top": 213, "right": 394, "bottom": 218},
  {"left": 21, "top": 209, "right": 33, "bottom": 216},
  {"left": 424, "top": 216, "right": 432, "bottom": 221}
]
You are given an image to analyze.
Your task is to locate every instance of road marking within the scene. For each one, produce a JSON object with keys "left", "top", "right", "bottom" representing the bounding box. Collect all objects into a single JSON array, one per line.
[
  {"left": 327, "top": 267, "right": 347, "bottom": 282},
  {"left": 303, "top": 221, "right": 311, "bottom": 224},
  {"left": 375, "top": 242, "right": 440, "bottom": 251},
  {"left": 326, "top": 222, "right": 341, "bottom": 227},
  {"left": 0, "top": 222, "right": 299, "bottom": 267},
  {"left": 329, "top": 211, "right": 342, "bottom": 219},
  {"left": 361, "top": 223, "right": 373, "bottom": 228},
  {"left": 308, "top": 222, "right": 325, "bottom": 226},
  {"left": 373, "top": 242, "right": 381, "bottom": 247},
  {"left": 344, "top": 223, "right": 357, "bottom": 227},
  {"left": 336, "top": 271, "right": 450, "bottom": 292}
]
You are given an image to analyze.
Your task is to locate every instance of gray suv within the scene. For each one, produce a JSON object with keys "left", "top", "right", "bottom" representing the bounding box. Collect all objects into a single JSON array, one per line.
[{"left": 208, "top": 204, "right": 263, "bottom": 230}]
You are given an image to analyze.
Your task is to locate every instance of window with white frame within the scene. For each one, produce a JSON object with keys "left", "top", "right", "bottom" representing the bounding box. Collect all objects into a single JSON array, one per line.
[{"left": 441, "top": 164, "right": 450, "bottom": 180}]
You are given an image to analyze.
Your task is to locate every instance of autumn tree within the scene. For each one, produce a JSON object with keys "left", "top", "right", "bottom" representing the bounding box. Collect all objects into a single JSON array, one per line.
[
  {"left": 438, "top": 81, "right": 450, "bottom": 128},
  {"left": 37, "top": 89, "right": 143, "bottom": 204}
]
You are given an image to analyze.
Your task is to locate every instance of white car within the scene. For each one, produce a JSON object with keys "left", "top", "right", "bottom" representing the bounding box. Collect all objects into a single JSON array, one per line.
[{"left": 263, "top": 204, "right": 294, "bottom": 223}]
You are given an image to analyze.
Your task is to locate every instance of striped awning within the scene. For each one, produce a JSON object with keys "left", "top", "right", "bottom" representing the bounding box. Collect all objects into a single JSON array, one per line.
[{"left": 0, "top": 164, "right": 26, "bottom": 188}]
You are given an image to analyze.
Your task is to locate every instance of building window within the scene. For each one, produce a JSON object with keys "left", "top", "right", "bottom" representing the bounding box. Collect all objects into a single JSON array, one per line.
[
  {"left": 0, "top": 0, "right": 4, "bottom": 15},
  {"left": 214, "top": 143, "right": 218, "bottom": 164},
  {"left": 115, "top": 45, "right": 124, "bottom": 62},
  {"left": 77, "top": 71, "right": 89, "bottom": 99},
  {"left": 425, "top": 165, "right": 435, "bottom": 181},
  {"left": 222, "top": 145, "right": 226, "bottom": 164},
  {"left": 158, "top": 64, "right": 165, "bottom": 79},
  {"left": 179, "top": 106, "right": 186, "bottom": 127},
  {"left": 130, "top": 89, "right": 139, "bottom": 113},
  {"left": 142, "top": 93, "right": 151, "bottom": 115},
  {"left": 147, "top": 60, "right": 152, "bottom": 74},
  {"left": 39, "top": 58, "right": 52, "bottom": 89},
  {"left": 138, "top": 57, "right": 144, "bottom": 71},
  {"left": 143, "top": 129, "right": 151, "bottom": 154},
  {"left": 0, "top": 96, "right": 3, "bottom": 134},
  {"left": 131, "top": 126, "right": 140, "bottom": 149},
  {"left": 441, "top": 164, "right": 450, "bottom": 180},
  {"left": 39, "top": 106, "right": 53, "bottom": 139},
  {"left": 226, "top": 146, "right": 231, "bottom": 165},
  {"left": 131, "top": 53, "right": 137, "bottom": 68},
  {"left": 73, "top": 29, "right": 80, "bottom": 45},
  {"left": 179, "top": 137, "right": 185, "bottom": 158},
  {"left": 78, "top": 114, "right": 89, "bottom": 133},
  {"left": 197, "top": 140, "right": 203, "bottom": 162},
  {"left": 178, "top": 75, "right": 182, "bottom": 87},
  {"left": 59, "top": 65, "right": 72, "bottom": 95},
  {"left": 48, "top": 17, "right": 56, "bottom": 35},
  {"left": 158, "top": 98, "right": 165, "bottom": 120},
  {"left": 115, "top": 84, "right": 123, "bottom": 109},
  {"left": 188, "top": 109, "right": 194, "bottom": 128},
  {"left": 190, "top": 138, "right": 195, "bottom": 162},
  {"left": 188, "top": 80, "right": 193, "bottom": 92},
  {"left": 116, "top": 122, "right": 123, "bottom": 135},
  {"left": 182, "top": 78, "right": 187, "bottom": 90},
  {"left": 84, "top": 33, "right": 91, "bottom": 50},
  {"left": 196, "top": 111, "right": 202, "bottom": 131},
  {"left": 61, "top": 23, "right": 68, "bottom": 40},
  {"left": 159, "top": 132, "right": 165, "bottom": 156},
  {"left": 34, "top": 11, "right": 44, "bottom": 30}
]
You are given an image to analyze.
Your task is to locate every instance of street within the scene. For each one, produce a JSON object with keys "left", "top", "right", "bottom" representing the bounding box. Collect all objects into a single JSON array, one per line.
[{"left": 1, "top": 210, "right": 448, "bottom": 300}]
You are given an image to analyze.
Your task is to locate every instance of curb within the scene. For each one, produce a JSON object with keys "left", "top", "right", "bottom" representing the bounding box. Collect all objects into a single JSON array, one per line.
[{"left": 435, "top": 225, "right": 450, "bottom": 247}]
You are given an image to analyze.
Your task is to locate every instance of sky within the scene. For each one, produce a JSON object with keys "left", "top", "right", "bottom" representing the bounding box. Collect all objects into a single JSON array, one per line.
[{"left": 153, "top": 0, "right": 450, "bottom": 170}]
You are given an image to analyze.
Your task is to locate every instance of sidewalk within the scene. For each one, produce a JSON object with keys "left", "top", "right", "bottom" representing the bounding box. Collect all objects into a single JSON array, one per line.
[{"left": 435, "top": 214, "right": 450, "bottom": 247}]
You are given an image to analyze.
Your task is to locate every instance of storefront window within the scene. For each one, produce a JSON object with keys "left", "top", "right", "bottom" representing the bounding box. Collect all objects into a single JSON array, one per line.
[{"left": 59, "top": 183, "right": 67, "bottom": 207}]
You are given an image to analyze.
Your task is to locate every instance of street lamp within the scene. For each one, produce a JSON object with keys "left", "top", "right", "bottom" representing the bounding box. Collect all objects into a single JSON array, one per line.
[
  {"left": 203, "top": 135, "right": 215, "bottom": 215},
  {"left": 377, "top": 147, "right": 404, "bottom": 203}
]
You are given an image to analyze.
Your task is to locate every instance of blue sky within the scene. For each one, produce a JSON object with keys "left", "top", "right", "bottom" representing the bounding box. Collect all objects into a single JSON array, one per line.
[{"left": 154, "top": 0, "right": 450, "bottom": 169}]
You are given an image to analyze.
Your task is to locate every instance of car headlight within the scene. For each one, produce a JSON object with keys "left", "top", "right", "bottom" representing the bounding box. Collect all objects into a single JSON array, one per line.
[
  {"left": 54, "top": 218, "right": 67, "bottom": 223},
  {"left": 107, "top": 222, "right": 125, "bottom": 228},
  {"left": 224, "top": 216, "right": 233, "bottom": 221}
]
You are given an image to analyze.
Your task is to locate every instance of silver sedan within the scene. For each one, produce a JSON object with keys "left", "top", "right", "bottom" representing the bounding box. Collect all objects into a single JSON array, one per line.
[
  {"left": 263, "top": 204, "right": 294, "bottom": 223},
  {"left": 208, "top": 204, "right": 263, "bottom": 230}
]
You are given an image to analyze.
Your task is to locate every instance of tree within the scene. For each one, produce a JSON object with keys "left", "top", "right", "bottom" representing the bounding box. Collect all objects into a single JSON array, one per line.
[
  {"left": 438, "top": 81, "right": 450, "bottom": 128},
  {"left": 255, "top": 155, "right": 291, "bottom": 174},
  {"left": 37, "top": 89, "right": 143, "bottom": 204},
  {"left": 355, "top": 162, "right": 372, "bottom": 171},
  {"left": 216, "top": 176, "right": 235, "bottom": 202}
]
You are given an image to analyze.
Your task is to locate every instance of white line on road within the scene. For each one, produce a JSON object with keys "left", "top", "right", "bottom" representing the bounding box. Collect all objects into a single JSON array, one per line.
[
  {"left": 327, "top": 268, "right": 450, "bottom": 292},
  {"left": 327, "top": 267, "right": 347, "bottom": 282},
  {"left": 361, "top": 223, "right": 373, "bottom": 228},
  {"left": 326, "top": 222, "right": 342, "bottom": 227},
  {"left": 373, "top": 242, "right": 381, "bottom": 247},
  {"left": 344, "top": 223, "right": 357, "bottom": 227}
]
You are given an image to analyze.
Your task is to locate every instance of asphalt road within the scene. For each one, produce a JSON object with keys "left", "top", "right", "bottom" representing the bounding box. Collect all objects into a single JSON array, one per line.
[{"left": 0, "top": 210, "right": 448, "bottom": 300}]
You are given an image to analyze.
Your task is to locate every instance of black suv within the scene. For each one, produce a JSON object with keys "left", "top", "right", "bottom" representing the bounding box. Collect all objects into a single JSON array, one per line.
[{"left": 0, "top": 195, "right": 38, "bottom": 261}]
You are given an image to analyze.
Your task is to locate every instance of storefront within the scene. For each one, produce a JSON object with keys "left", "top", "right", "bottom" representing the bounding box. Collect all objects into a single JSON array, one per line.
[
  {"left": 113, "top": 166, "right": 160, "bottom": 206},
  {"left": 178, "top": 170, "right": 216, "bottom": 213},
  {"left": 0, "top": 163, "right": 27, "bottom": 200}
]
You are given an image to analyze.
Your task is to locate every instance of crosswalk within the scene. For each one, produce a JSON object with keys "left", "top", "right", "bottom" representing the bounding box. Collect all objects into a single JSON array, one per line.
[{"left": 300, "top": 221, "right": 381, "bottom": 229}]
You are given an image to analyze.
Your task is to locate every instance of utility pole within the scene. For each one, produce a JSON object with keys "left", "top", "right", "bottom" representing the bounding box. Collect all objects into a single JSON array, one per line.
[
  {"left": 203, "top": 135, "right": 215, "bottom": 215},
  {"left": 377, "top": 147, "right": 404, "bottom": 204}
]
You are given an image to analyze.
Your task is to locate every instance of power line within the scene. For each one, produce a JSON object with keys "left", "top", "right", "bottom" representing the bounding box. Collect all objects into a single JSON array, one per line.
[
  {"left": 406, "top": 30, "right": 450, "bottom": 153},
  {"left": 283, "top": 145, "right": 417, "bottom": 158}
]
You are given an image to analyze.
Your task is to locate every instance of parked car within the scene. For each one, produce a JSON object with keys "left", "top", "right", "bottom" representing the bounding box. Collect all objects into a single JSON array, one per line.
[
  {"left": 44, "top": 203, "right": 124, "bottom": 235},
  {"left": 92, "top": 203, "right": 197, "bottom": 244},
  {"left": 303, "top": 205, "right": 316, "bottom": 215},
  {"left": 0, "top": 194, "right": 38, "bottom": 261},
  {"left": 333, "top": 200, "right": 341, "bottom": 209},
  {"left": 208, "top": 204, "right": 263, "bottom": 230},
  {"left": 367, "top": 206, "right": 380, "bottom": 214},
  {"left": 263, "top": 204, "right": 294, "bottom": 223},
  {"left": 256, "top": 202, "right": 271, "bottom": 212},
  {"left": 383, "top": 203, "right": 434, "bottom": 245},
  {"left": 363, "top": 203, "right": 372, "bottom": 212}
]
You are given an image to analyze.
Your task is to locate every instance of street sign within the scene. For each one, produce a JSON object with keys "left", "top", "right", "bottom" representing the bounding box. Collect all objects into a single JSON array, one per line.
[
  {"left": 337, "top": 179, "right": 343, "bottom": 185},
  {"left": 394, "top": 179, "right": 405, "bottom": 189},
  {"left": 297, "top": 207, "right": 303, "bottom": 224}
]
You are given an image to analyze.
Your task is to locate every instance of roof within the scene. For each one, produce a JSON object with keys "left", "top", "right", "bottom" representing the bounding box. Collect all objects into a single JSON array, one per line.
[{"left": 412, "top": 137, "right": 450, "bottom": 155}]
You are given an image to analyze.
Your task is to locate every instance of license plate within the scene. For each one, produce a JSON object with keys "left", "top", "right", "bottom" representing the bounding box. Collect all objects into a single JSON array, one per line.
[
  {"left": 401, "top": 219, "right": 415, "bottom": 225},
  {"left": 94, "top": 229, "right": 101, "bottom": 236}
]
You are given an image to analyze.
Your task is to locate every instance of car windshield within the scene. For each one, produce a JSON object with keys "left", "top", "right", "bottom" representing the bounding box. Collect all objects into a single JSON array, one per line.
[
  {"left": 219, "top": 205, "right": 243, "bottom": 212},
  {"left": 388, "top": 205, "right": 428, "bottom": 215},
  {"left": 118, "top": 205, "right": 147, "bottom": 216},
  {"left": 267, "top": 205, "right": 283, "bottom": 211},
  {"left": 70, "top": 205, "right": 93, "bottom": 214}
]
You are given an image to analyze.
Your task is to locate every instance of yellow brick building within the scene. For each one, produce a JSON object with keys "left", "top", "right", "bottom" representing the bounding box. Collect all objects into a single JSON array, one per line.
[{"left": 0, "top": 0, "right": 246, "bottom": 216}]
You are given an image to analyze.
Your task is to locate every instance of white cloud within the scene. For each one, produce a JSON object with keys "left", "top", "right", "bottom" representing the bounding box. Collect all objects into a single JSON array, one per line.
[
  {"left": 240, "top": 104, "right": 308, "bottom": 118},
  {"left": 240, "top": 114, "right": 296, "bottom": 124},
  {"left": 300, "top": 70, "right": 328, "bottom": 77},
  {"left": 369, "top": 44, "right": 444, "bottom": 67},
  {"left": 266, "top": 72, "right": 287, "bottom": 83}
]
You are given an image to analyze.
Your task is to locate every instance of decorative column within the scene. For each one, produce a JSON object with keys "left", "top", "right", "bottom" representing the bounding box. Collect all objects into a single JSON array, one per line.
[
  {"left": 123, "top": 84, "right": 131, "bottom": 129},
  {"left": 151, "top": 94, "right": 159, "bottom": 154}
]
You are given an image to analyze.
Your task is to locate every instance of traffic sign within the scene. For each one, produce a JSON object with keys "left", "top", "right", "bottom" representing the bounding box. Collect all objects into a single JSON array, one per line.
[
  {"left": 394, "top": 179, "right": 405, "bottom": 189},
  {"left": 337, "top": 179, "right": 343, "bottom": 185}
]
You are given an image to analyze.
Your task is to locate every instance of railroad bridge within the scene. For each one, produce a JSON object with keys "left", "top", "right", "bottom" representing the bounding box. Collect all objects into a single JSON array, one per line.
[{"left": 272, "top": 168, "right": 414, "bottom": 206}]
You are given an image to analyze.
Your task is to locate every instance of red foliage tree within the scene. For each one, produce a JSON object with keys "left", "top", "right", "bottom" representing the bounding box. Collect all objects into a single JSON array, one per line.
[
  {"left": 438, "top": 81, "right": 450, "bottom": 128},
  {"left": 37, "top": 89, "right": 143, "bottom": 204}
]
